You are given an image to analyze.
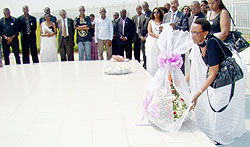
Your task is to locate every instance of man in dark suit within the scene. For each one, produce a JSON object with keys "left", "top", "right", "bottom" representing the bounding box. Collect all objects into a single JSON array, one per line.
[
  {"left": 0, "top": 8, "right": 21, "bottom": 65},
  {"left": 114, "top": 9, "right": 134, "bottom": 59},
  {"left": 188, "top": 1, "right": 206, "bottom": 31},
  {"left": 132, "top": 5, "right": 146, "bottom": 63},
  {"left": 57, "top": 9, "right": 75, "bottom": 61},
  {"left": 141, "top": 2, "right": 151, "bottom": 69},
  {"left": 18, "top": 5, "right": 39, "bottom": 64},
  {"left": 163, "top": 0, "right": 188, "bottom": 31},
  {"left": 142, "top": 2, "right": 152, "bottom": 18},
  {"left": 112, "top": 12, "right": 119, "bottom": 55},
  {"left": 39, "top": 7, "right": 57, "bottom": 25}
]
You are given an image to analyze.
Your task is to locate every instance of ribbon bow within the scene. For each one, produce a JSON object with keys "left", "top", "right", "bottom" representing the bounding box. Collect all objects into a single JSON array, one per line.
[{"left": 157, "top": 52, "right": 183, "bottom": 70}]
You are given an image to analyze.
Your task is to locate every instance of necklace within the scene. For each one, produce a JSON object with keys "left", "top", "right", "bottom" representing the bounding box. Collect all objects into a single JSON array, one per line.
[{"left": 200, "top": 46, "right": 207, "bottom": 58}]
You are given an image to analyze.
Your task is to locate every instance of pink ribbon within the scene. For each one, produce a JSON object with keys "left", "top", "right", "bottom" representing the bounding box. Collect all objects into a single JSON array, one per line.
[
  {"left": 157, "top": 52, "right": 183, "bottom": 70},
  {"left": 137, "top": 92, "right": 161, "bottom": 126}
]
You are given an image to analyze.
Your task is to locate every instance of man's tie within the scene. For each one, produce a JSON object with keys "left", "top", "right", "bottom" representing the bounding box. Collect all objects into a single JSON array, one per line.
[
  {"left": 25, "top": 18, "right": 31, "bottom": 35},
  {"left": 63, "top": 19, "right": 67, "bottom": 37},
  {"left": 171, "top": 13, "right": 176, "bottom": 23}
]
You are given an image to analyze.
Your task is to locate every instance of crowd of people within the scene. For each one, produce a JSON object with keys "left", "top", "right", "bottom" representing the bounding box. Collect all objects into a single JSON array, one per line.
[
  {"left": 0, "top": 0, "right": 248, "bottom": 145},
  {"left": 0, "top": 0, "right": 210, "bottom": 67}
]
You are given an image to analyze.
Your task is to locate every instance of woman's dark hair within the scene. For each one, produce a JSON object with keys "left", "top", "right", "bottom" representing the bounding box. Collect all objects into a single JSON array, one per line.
[
  {"left": 217, "top": 0, "right": 226, "bottom": 9},
  {"left": 151, "top": 7, "right": 164, "bottom": 22},
  {"left": 194, "top": 18, "right": 211, "bottom": 33},
  {"left": 90, "top": 14, "right": 95, "bottom": 17},
  {"left": 181, "top": 5, "right": 191, "bottom": 18},
  {"left": 217, "top": 0, "right": 233, "bottom": 23}
]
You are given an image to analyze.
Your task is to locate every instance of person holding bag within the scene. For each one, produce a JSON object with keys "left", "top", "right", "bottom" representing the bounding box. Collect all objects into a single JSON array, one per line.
[
  {"left": 207, "top": 0, "right": 249, "bottom": 52},
  {"left": 188, "top": 18, "right": 247, "bottom": 145}
]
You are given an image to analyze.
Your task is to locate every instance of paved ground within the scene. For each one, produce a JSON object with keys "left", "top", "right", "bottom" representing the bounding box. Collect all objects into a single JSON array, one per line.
[{"left": 4, "top": 51, "right": 250, "bottom": 146}]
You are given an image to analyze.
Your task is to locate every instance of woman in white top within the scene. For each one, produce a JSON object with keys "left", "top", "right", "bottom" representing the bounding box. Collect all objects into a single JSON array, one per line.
[
  {"left": 40, "top": 13, "right": 58, "bottom": 62},
  {"left": 145, "top": 7, "right": 163, "bottom": 76}
]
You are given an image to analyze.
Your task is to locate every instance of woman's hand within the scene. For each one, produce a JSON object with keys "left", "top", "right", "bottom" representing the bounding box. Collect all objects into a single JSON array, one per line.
[
  {"left": 41, "top": 33, "right": 49, "bottom": 37},
  {"left": 169, "top": 23, "right": 175, "bottom": 29},
  {"left": 190, "top": 92, "right": 201, "bottom": 111},
  {"left": 159, "top": 26, "right": 163, "bottom": 31}
]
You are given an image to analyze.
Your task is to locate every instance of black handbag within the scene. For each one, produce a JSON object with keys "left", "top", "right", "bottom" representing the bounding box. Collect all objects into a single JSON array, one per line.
[
  {"left": 224, "top": 20, "right": 249, "bottom": 52},
  {"left": 209, "top": 38, "right": 243, "bottom": 89}
]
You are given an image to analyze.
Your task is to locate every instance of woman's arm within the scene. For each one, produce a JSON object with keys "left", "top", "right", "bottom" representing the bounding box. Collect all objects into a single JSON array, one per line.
[
  {"left": 190, "top": 65, "right": 219, "bottom": 110},
  {"left": 147, "top": 20, "right": 159, "bottom": 39},
  {"left": 40, "top": 24, "right": 48, "bottom": 37},
  {"left": 214, "top": 9, "right": 231, "bottom": 41}
]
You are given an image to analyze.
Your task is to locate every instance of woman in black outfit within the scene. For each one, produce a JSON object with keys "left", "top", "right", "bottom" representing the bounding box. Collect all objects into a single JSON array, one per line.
[
  {"left": 207, "top": 0, "right": 231, "bottom": 41},
  {"left": 188, "top": 18, "right": 246, "bottom": 145}
]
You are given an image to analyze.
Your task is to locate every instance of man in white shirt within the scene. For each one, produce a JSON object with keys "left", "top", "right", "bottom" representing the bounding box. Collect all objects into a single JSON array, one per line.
[{"left": 95, "top": 7, "right": 113, "bottom": 60}]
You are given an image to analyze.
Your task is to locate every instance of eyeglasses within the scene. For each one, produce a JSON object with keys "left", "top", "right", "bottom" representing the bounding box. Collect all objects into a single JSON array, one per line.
[
  {"left": 191, "top": 31, "right": 204, "bottom": 36},
  {"left": 153, "top": 11, "right": 160, "bottom": 14}
]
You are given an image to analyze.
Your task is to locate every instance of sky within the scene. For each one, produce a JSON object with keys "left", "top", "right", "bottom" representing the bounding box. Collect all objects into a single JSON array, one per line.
[{"left": 0, "top": 0, "right": 198, "bottom": 17}]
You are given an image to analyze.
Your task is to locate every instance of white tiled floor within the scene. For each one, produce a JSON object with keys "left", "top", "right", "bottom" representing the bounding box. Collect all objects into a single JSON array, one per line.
[{"left": 0, "top": 61, "right": 216, "bottom": 147}]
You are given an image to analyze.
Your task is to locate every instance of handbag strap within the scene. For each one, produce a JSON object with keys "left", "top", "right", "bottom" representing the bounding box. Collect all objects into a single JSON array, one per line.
[
  {"left": 210, "top": 37, "right": 229, "bottom": 58},
  {"left": 207, "top": 83, "right": 235, "bottom": 112}
]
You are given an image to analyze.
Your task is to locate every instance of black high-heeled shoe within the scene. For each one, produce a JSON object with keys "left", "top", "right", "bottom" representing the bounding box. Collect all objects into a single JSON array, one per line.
[{"left": 214, "top": 141, "right": 222, "bottom": 145}]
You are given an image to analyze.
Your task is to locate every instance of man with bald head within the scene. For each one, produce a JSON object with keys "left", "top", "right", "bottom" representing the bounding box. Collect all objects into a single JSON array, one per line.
[
  {"left": 142, "top": 2, "right": 152, "bottom": 18},
  {"left": 39, "top": 7, "right": 57, "bottom": 25},
  {"left": 132, "top": 5, "right": 146, "bottom": 63},
  {"left": 57, "top": 9, "right": 75, "bottom": 61},
  {"left": 188, "top": 1, "right": 206, "bottom": 30},
  {"left": 18, "top": 5, "right": 39, "bottom": 64},
  {"left": 114, "top": 9, "right": 134, "bottom": 59}
]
